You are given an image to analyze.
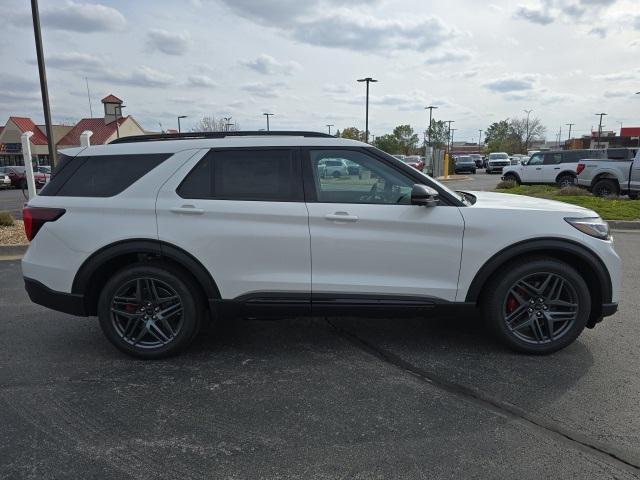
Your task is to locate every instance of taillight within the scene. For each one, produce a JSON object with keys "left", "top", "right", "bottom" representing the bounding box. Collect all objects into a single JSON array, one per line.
[
  {"left": 576, "top": 163, "right": 585, "bottom": 175},
  {"left": 22, "top": 207, "right": 65, "bottom": 241}
]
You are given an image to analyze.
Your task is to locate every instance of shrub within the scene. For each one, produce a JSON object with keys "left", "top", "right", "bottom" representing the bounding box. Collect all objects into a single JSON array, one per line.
[
  {"left": 0, "top": 211, "right": 15, "bottom": 227},
  {"left": 556, "top": 186, "right": 592, "bottom": 197},
  {"left": 496, "top": 179, "right": 517, "bottom": 189}
]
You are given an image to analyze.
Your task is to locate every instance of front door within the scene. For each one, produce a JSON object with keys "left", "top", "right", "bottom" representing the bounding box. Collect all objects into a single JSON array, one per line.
[
  {"left": 304, "top": 148, "right": 465, "bottom": 304},
  {"left": 521, "top": 152, "right": 543, "bottom": 183},
  {"left": 156, "top": 148, "right": 311, "bottom": 306}
]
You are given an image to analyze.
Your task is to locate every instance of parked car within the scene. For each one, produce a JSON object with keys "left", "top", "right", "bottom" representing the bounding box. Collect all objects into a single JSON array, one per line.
[
  {"left": 454, "top": 156, "right": 477, "bottom": 174},
  {"left": 0, "top": 170, "right": 11, "bottom": 189},
  {"left": 402, "top": 155, "right": 425, "bottom": 171},
  {"left": 22, "top": 130, "right": 620, "bottom": 358},
  {"left": 319, "top": 158, "right": 349, "bottom": 177},
  {"left": 502, "top": 149, "right": 608, "bottom": 188},
  {"left": 485, "top": 153, "right": 510, "bottom": 173},
  {"left": 509, "top": 154, "right": 527, "bottom": 165},
  {"left": 345, "top": 160, "right": 361, "bottom": 176},
  {"left": 37, "top": 166, "right": 52, "bottom": 175},
  {"left": 469, "top": 154, "right": 483, "bottom": 168},
  {"left": 0, "top": 165, "right": 49, "bottom": 189},
  {"left": 576, "top": 148, "right": 640, "bottom": 198}
]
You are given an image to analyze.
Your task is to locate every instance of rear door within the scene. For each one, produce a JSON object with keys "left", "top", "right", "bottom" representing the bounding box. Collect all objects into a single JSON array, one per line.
[
  {"left": 303, "top": 148, "right": 464, "bottom": 305},
  {"left": 156, "top": 148, "right": 311, "bottom": 306},
  {"left": 541, "top": 152, "right": 563, "bottom": 183}
]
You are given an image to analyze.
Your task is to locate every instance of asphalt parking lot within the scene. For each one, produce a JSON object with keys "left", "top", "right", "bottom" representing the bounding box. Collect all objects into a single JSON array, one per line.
[{"left": 1, "top": 231, "right": 638, "bottom": 479}]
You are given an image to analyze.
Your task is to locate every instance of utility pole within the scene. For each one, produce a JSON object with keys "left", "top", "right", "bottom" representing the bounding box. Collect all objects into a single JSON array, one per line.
[
  {"left": 85, "top": 77, "right": 93, "bottom": 118},
  {"left": 177, "top": 115, "right": 187, "bottom": 133},
  {"left": 478, "top": 129, "right": 482, "bottom": 152},
  {"left": 30, "top": 0, "right": 56, "bottom": 167},
  {"left": 357, "top": 77, "right": 377, "bottom": 143},
  {"left": 595, "top": 112, "right": 607, "bottom": 148},
  {"left": 326, "top": 124, "right": 334, "bottom": 135},
  {"left": 424, "top": 106, "right": 438, "bottom": 148},
  {"left": 565, "top": 123, "right": 575, "bottom": 143},
  {"left": 523, "top": 109, "right": 533, "bottom": 152},
  {"left": 263, "top": 112, "right": 274, "bottom": 131},
  {"left": 444, "top": 121, "right": 455, "bottom": 151},
  {"left": 449, "top": 128, "right": 457, "bottom": 152}
]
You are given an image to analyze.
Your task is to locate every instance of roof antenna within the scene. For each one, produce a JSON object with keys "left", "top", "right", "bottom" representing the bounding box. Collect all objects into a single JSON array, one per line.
[{"left": 85, "top": 77, "right": 93, "bottom": 118}]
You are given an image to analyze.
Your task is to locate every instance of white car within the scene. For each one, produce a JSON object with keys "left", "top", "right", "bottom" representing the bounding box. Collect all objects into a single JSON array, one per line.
[
  {"left": 319, "top": 158, "right": 349, "bottom": 177},
  {"left": 22, "top": 131, "right": 620, "bottom": 358},
  {"left": 485, "top": 152, "right": 511, "bottom": 173},
  {"left": 502, "top": 150, "right": 598, "bottom": 187},
  {"left": 0, "top": 171, "right": 11, "bottom": 188}
]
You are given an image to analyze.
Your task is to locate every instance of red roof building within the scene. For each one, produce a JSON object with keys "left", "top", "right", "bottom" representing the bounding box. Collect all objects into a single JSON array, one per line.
[
  {"left": 8, "top": 117, "right": 49, "bottom": 145},
  {"left": 620, "top": 127, "right": 640, "bottom": 137}
]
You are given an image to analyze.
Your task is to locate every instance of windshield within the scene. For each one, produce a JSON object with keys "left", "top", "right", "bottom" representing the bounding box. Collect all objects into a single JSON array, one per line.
[
  {"left": 456, "top": 156, "right": 473, "bottom": 163},
  {"left": 489, "top": 153, "right": 509, "bottom": 159}
]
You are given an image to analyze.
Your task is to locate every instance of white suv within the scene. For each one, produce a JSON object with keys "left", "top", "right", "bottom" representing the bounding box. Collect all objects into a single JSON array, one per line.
[
  {"left": 22, "top": 131, "right": 620, "bottom": 358},
  {"left": 502, "top": 150, "right": 599, "bottom": 188}
]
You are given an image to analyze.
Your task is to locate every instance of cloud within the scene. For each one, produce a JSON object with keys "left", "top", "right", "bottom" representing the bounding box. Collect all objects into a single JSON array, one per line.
[
  {"left": 187, "top": 75, "right": 218, "bottom": 88},
  {"left": 146, "top": 29, "right": 190, "bottom": 56},
  {"left": 424, "top": 49, "right": 472, "bottom": 65},
  {"left": 240, "top": 54, "right": 300, "bottom": 75},
  {"left": 36, "top": 52, "right": 103, "bottom": 71},
  {"left": 5, "top": 1, "right": 126, "bottom": 33},
  {"left": 579, "top": 0, "right": 616, "bottom": 6},
  {"left": 241, "top": 81, "right": 287, "bottom": 98},
  {"left": 603, "top": 90, "right": 633, "bottom": 98},
  {"left": 593, "top": 70, "right": 640, "bottom": 81},
  {"left": 483, "top": 74, "right": 538, "bottom": 92},
  {"left": 102, "top": 67, "right": 174, "bottom": 87},
  {"left": 633, "top": 15, "right": 640, "bottom": 31},
  {"left": 0, "top": 73, "right": 40, "bottom": 107},
  {"left": 323, "top": 84, "right": 351, "bottom": 94},
  {"left": 589, "top": 26, "right": 607, "bottom": 37},
  {"left": 514, "top": 4, "right": 554, "bottom": 25}
]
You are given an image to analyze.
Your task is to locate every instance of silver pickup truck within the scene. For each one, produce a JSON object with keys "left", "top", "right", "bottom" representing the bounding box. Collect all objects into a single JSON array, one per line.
[{"left": 576, "top": 149, "right": 640, "bottom": 198}]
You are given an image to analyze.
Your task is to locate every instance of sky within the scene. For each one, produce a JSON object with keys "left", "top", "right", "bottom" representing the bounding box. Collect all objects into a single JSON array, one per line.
[{"left": 0, "top": 0, "right": 639, "bottom": 142}]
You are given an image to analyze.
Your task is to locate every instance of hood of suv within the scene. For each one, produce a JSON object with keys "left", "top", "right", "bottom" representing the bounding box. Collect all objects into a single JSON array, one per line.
[{"left": 465, "top": 190, "right": 593, "bottom": 215}]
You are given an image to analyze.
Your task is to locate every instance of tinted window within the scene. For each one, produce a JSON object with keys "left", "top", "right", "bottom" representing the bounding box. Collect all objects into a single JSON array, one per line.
[
  {"left": 543, "top": 153, "right": 563, "bottom": 165},
  {"left": 309, "top": 149, "right": 414, "bottom": 204},
  {"left": 563, "top": 151, "right": 582, "bottom": 163},
  {"left": 41, "top": 154, "right": 170, "bottom": 197},
  {"left": 178, "top": 149, "right": 300, "bottom": 201}
]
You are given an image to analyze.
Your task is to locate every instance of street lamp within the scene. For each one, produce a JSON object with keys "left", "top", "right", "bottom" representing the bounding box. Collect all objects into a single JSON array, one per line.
[
  {"left": 444, "top": 120, "right": 455, "bottom": 151},
  {"left": 223, "top": 116, "right": 232, "bottom": 132},
  {"left": 595, "top": 113, "right": 607, "bottom": 148},
  {"left": 357, "top": 77, "right": 378, "bottom": 143},
  {"left": 424, "top": 106, "right": 438, "bottom": 148},
  {"left": 177, "top": 115, "right": 187, "bottom": 133},
  {"left": 114, "top": 104, "right": 126, "bottom": 139},
  {"left": 478, "top": 129, "right": 482, "bottom": 152},
  {"left": 326, "top": 124, "right": 334, "bottom": 135},
  {"left": 263, "top": 113, "right": 274, "bottom": 131},
  {"left": 523, "top": 109, "right": 533, "bottom": 151}
]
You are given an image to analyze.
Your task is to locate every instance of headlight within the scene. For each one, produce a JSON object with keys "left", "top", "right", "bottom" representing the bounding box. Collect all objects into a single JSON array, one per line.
[{"left": 565, "top": 217, "right": 610, "bottom": 240}]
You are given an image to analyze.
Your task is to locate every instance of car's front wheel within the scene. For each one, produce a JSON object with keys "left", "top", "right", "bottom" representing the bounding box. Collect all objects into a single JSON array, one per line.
[
  {"left": 98, "top": 263, "right": 203, "bottom": 359},
  {"left": 483, "top": 257, "right": 591, "bottom": 354},
  {"left": 503, "top": 173, "right": 520, "bottom": 185}
]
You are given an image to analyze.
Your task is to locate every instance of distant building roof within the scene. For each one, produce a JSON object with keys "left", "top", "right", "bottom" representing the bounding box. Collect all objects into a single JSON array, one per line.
[
  {"left": 57, "top": 117, "right": 128, "bottom": 146},
  {"left": 101, "top": 94, "right": 123, "bottom": 104},
  {"left": 620, "top": 127, "right": 640, "bottom": 137},
  {"left": 9, "top": 117, "right": 49, "bottom": 145}
]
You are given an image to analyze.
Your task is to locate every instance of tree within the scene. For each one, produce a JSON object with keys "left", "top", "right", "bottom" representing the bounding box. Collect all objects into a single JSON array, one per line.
[
  {"left": 191, "top": 115, "right": 240, "bottom": 132},
  {"left": 393, "top": 124, "right": 419, "bottom": 155},
  {"left": 340, "top": 127, "right": 366, "bottom": 141},
  {"left": 425, "top": 120, "right": 449, "bottom": 149},
  {"left": 373, "top": 134, "right": 399, "bottom": 154},
  {"left": 484, "top": 117, "right": 546, "bottom": 153},
  {"left": 484, "top": 120, "right": 512, "bottom": 152}
]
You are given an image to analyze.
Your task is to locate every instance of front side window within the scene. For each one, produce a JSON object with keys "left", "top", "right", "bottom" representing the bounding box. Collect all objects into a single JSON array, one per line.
[
  {"left": 528, "top": 153, "right": 543, "bottom": 166},
  {"left": 178, "top": 149, "right": 300, "bottom": 201},
  {"left": 309, "top": 150, "right": 414, "bottom": 204}
]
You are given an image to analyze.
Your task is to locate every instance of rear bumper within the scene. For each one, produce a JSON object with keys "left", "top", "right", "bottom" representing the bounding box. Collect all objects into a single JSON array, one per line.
[{"left": 24, "top": 277, "right": 87, "bottom": 316}]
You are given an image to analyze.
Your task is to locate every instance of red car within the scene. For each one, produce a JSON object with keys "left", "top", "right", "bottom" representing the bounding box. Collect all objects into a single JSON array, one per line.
[
  {"left": 401, "top": 156, "right": 425, "bottom": 171},
  {"left": 0, "top": 166, "right": 49, "bottom": 189}
]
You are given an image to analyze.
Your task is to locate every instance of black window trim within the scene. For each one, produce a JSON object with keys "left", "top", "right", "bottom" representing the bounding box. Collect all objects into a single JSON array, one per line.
[
  {"left": 301, "top": 146, "right": 463, "bottom": 207},
  {"left": 176, "top": 146, "right": 304, "bottom": 203}
]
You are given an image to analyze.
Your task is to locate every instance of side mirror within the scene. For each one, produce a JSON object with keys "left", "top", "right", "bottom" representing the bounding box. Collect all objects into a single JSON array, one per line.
[{"left": 411, "top": 184, "right": 439, "bottom": 207}]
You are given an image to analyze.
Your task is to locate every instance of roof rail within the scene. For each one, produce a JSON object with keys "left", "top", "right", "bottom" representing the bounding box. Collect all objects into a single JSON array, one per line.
[{"left": 109, "top": 130, "right": 334, "bottom": 144}]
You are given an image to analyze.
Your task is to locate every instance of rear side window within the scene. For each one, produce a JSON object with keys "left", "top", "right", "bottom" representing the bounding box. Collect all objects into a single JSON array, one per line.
[
  {"left": 40, "top": 154, "right": 170, "bottom": 197},
  {"left": 543, "top": 153, "right": 563, "bottom": 165},
  {"left": 178, "top": 149, "right": 301, "bottom": 201}
]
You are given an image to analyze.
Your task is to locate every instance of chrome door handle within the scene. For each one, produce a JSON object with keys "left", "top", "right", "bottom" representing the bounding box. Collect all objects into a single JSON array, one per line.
[
  {"left": 536, "top": 167, "right": 542, "bottom": 170},
  {"left": 554, "top": 167, "right": 560, "bottom": 169},
  {"left": 325, "top": 212, "right": 358, "bottom": 222},
  {"left": 170, "top": 205, "right": 204, "bottom": 215}
]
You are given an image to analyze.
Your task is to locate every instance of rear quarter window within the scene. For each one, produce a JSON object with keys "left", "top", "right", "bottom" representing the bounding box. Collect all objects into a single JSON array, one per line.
[{"left": 40, "top": 154, "right": 170, "bottom": 197}]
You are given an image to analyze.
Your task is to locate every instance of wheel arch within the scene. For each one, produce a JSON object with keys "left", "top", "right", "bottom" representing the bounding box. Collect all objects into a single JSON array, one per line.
[
  {"left": 590, "top": 171, "right": 620, "bottom": 189},
  {"left": 72, "top": 239, "right": 221, "bottom": 316},
  {"left": 465, "top": 238, "right": 612, "bottom": 325},
  {"left": 503, "top": 171, "right": 521, "bottom": 183},
  {"left": 555, "top": 170, "right": 576, "bottom": 183}
]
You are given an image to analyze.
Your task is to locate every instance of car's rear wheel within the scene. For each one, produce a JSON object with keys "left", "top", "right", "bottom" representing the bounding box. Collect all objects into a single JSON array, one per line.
[
  {"left": 98, "top": 263, "right": 203, "bottom": 359},
  {"left": 483, "top": 257, "right": 591, "bottom": 354},
  {"left": 557, "top": 174, "right": 576, "bottom": 188},
  {"left": 592, "top": 178, "right": 619, "bottom": 197}
]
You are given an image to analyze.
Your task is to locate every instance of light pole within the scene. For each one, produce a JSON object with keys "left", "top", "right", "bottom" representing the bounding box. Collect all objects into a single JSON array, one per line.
[
  {"left": 177, "top": 115, "right": 187, "bottom": 133},
  {"left": 114, "top": 105, "right": 126, "bottom": 138},
  {"left": 223, "top": 116, "right": 232, "bottom": 132},
  {"left": 565, "top": 123, "right": 575, "bottom": 143},
  {"left": 523, "top": 109, "right": 533, "bottom": 152},
  {"left": 478, "top": 129, "right": 482, "bottom": 152},
  {"left": 444, "top": 120, "right": 455, "bottom": 151},
  {"left": 263, "top": 113, "right": 274, "bottom": 131},
  {"left": 326, "top": 124, "right": 334, "bottom": 135},
  {"left": 424, "top": 106, "right": 438, "bottom": 148},
  {"left": 30, "top": 0, "right": 56, "bottom": 167},
  {"left": 449, "top": 128, "right": 457, "bottom": 152},
  {"left": 357, "top": 77, "right": 377, "bottom": 143},
  {"left": 595, "top": 113, "right": 607, "bottom": 148}
]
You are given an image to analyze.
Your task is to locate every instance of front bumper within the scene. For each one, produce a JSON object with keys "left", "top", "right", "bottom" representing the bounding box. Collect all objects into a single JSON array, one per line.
[{"left": 24, "top": 277, "right": 87, "bottom": 316}]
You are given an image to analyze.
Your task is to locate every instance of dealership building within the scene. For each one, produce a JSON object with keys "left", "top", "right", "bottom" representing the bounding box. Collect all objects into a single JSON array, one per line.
[{"left": 0, "top": 94, "right": 146, "bottom": 166}]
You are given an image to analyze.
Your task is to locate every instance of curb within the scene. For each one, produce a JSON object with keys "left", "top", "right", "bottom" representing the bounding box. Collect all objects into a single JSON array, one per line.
[
  {"left": 608, "top": 220, "right": 640, "bottom": 230},
  {"left": 436, "top": 175, "right": 470, "bottom": 182},
  {"left": 0, "top": 244, "right": 28, "bottom": 258}
]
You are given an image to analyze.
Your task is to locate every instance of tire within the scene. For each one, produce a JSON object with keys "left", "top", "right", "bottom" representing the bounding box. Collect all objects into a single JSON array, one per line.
[
  {"left": 332, "top": 171, "right": 341, "bottom": 178},
  {"left": 503, "top": 173, "right": 520, "bottom": 185},
  {"left": 98, "top": 263, "right": 204, "bottom": 359},
  {"left": 592, "top": 178, "right": 619, "bottom": 197},
  {"left": 557, "top": 174, "right": 576, "bottom": 188},
  {"left": 628, "top": 191, "right": 638, "bottom": 200},
  {"left": 482, "top": 256, "right": 591, "bottom": 355}
]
